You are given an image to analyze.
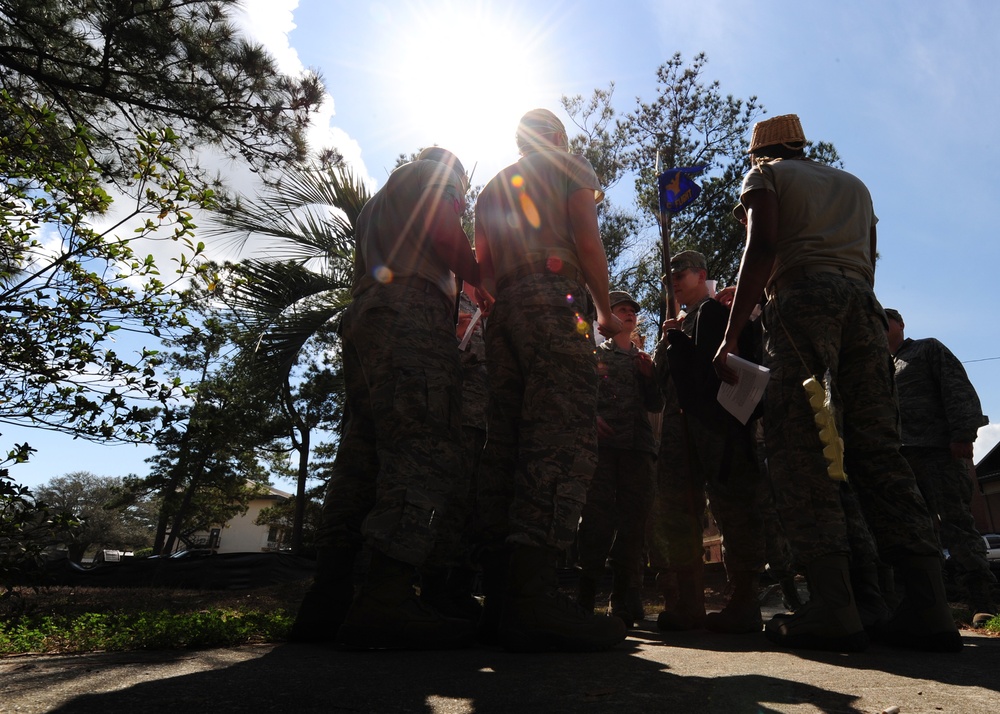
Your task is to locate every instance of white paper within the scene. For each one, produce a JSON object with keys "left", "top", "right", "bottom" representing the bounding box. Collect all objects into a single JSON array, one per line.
[
  {"left": 458, "top": 307, "right": 482, "bottom": 351},
  {"left": 716, "top": 354, "right": 770, "bottom": 425}
]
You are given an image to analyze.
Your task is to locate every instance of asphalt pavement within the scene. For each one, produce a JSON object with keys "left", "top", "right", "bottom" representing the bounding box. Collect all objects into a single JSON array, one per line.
[{"left": 2, "top": 621, "right": 997, "bottom": 713}]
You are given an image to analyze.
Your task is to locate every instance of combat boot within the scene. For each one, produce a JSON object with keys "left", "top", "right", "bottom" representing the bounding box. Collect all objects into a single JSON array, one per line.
[
  {"left": 499, "top": 545, "right": 626, "bottom": 652},
  {"left": 337, "top": 551, "right": 476, "bottom": 650},
  {"left": 576, "top": 574, "right": 599, "bottom": 614},
  {"left": 704, "top": 571, "right": 763, "bottom": 634},
  {"left": 289, "top": 545, "right": 358, "bottom": 643},
  {"left": 420, "top": 565, "right": 484, "bottom": 623},
  {"left": 851, "top": 564, "right": 890, "bottom": 635},
  {"left": 476, "top": 547, "right": 510, "bottom": 646},
  {"left": 609, "top": 567, "right": 644, "bottom": 629},
  {"left": 656, "top": 566, "right": 706, "bottom": 631},
  {"left": 881, "top": 555, "right": 962, "bottom": 651},
  {"left": 961, "top": 569, "right": 997, "bottom": 627},
  {"left": 765, "top": 554, "right": 868, "bottom": 652}
]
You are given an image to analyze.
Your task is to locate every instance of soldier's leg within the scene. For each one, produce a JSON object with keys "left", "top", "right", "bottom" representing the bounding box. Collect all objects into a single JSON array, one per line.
[{"left": 577, "top": 447, "right": 618, "bottom": 611}]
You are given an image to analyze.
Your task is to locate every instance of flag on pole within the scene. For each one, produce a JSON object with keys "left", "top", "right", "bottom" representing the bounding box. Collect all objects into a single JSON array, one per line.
[{"left": 657, "top": 166, "right": 707, "bottom": 214}]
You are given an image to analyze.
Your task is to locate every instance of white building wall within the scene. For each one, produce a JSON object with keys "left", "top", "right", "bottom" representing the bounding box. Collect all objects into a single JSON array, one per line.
[{"left": 216, "top": 499, "right": 275, "bottom": 553}]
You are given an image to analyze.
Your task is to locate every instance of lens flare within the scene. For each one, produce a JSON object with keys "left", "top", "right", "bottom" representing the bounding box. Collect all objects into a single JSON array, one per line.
[{"left": 374, "top": 265, "right": 393, "bottom": 283}]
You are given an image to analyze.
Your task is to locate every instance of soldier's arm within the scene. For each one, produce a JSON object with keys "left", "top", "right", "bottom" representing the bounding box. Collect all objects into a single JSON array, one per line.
[
  {"left": 570, "top": 188, "right": 621, "bottom": 337},
  {"left": 932, "top": 339, "right": 986, "bottom": 444},
  {"left": 427, "top": 195, "right": 481, "bottom": 288},
  {"left": 713, "top": 188, "right": 776, "bottom": 383}
]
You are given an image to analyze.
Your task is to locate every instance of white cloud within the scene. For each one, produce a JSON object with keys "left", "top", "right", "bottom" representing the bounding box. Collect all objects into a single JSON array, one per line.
[{"left": 975, "top": 423, "right": 1000, "bottom": 464}]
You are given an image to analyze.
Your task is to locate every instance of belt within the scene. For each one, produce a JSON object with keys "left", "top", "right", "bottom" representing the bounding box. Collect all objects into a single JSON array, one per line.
[
  {"left": 495, "top": 260, "right": 584, "bottom": 293},
  {"left": 386, "top": 276, "right": 455, "bottom": 311},
  {"left": 766, "top": 264, "right": 869, "bottom": 299}
]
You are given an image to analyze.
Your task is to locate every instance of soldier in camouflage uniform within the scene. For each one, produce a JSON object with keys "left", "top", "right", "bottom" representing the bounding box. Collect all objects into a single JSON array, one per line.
[
  {"left": 291, "top": 147, "right": 489, "bottom": 650},
  {"left": 714, "top": 114, "right": 960, "bottom": 653},
  {"left": 473, "top": 108, "right": 626, "bottom": 651},
  {"left": 421, "top": 287, "right": 490, "bottom": 620},
  {"left": 576, "top": 290, "right": 663, "bottom": 628},
  {"left": 886, "top": 308, "right": 995, "bottom": 620}
]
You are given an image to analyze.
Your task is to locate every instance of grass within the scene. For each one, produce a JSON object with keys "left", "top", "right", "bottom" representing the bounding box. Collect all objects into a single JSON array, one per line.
[
  {"left": 0, "top": 580, "right": 307, "bottom": 656},
  {"left": 1, "top": 575, "right": 996, "bottom": 656}
]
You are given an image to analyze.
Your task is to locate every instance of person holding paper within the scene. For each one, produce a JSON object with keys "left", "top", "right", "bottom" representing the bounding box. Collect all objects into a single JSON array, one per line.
[
  {"left": 713, "top": 114, "right": 959, "bottom": 653},
  {"left": 649, "top": 250, "right": 767, "bottom": 635}
]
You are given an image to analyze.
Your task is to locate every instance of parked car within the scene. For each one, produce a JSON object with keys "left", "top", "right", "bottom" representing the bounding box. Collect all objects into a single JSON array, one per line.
[{"left": 983, "top": 534, "right": 1000, "bottom": 563}]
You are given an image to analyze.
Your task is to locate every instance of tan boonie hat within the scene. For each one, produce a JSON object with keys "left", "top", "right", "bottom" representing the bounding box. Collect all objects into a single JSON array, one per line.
[
  {"left": 609, "top": 290, "right": 640, "bottom": 311},
  {"left": 670, "top": 250, "right": 707, "bottom": 274},
  {"left": 748, "top": 114, "right": 806, "bottom": 154},
  {"left": 884, "top": 308, "right": 903, "bottom": 323}
]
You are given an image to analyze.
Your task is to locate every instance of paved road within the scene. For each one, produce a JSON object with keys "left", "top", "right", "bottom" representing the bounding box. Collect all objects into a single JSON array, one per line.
[{"left": 2, "top": 624, "right": 997, "bottom": 713}]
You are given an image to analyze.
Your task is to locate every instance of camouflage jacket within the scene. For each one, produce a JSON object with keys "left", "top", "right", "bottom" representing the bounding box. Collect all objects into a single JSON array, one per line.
[
  {"left": 893, "top": 337, "right": 987, "bottom": 447},
  {"left": 597, "top": 339, "right": 664, "bottom": 454}
]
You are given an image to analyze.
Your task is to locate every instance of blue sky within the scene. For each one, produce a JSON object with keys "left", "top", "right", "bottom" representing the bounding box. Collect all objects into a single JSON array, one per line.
[{"left": 8, "top": 0, "right": 1000, "bottom": 490}]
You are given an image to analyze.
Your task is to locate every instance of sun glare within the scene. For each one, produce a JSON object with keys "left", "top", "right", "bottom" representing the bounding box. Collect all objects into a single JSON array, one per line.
[{"left": 389, "top": 3, "right": 556, "bottom": 181}]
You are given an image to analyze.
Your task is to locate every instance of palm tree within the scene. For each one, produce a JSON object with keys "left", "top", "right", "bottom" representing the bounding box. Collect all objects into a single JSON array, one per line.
[{"left": 207, "top": 165, "right": 370, "bottom": 551}]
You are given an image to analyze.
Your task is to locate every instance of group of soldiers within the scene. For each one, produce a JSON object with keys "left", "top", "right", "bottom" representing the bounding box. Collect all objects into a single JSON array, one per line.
[{"left": 288, "top": 110, "right": 994, "bottom": 655}]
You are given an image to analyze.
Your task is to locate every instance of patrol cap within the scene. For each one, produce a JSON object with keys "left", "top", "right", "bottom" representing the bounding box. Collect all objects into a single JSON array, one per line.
[
  {"left": 609, "top": 290, "right": 640, "bottom": 311},
  {"left": 884, "top": 308, "right": 903, "bottom": 324},
  {"left": 670, "top": 250, "right": 707, "bottom": 275},
  {"left": 417, "top": 145, "right": 469, "bottom": 193}
]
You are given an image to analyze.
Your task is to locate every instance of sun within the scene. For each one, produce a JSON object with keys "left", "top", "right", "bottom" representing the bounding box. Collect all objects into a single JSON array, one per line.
[{"left": 387, "top": 2, "right": 558, "bottom": 182}]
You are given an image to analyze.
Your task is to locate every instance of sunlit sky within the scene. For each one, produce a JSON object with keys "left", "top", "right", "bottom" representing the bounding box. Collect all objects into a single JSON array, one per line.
[{"left": 9, "top": 0, "right": 1000, "bottom": 489}]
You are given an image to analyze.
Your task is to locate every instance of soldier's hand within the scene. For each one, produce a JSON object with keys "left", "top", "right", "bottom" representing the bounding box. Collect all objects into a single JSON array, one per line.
[
  {"left": 713, "top": 339, "right": 740, "bottom": 385},
  {"left": 661, "top": 317, "right": 682, "bottom": 336},
  {"left": 597, "top": 312, "right": 623, "bottom": 338},
  {"left": 597, "top": 416, "right": 616, "bottom": 439},
  {"left": 715, "top": 285, "right": 737, "bottom": 308},
  {"left": 474, "top": 287, "right": 495, "bottom": 318},
  {"left": 634, "top": 351, "right": 654, "bottom": 378}
]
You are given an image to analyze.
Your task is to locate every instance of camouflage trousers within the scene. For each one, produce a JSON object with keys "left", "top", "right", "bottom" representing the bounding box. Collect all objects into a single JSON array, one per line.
[
  {"left": 478, "top": 274, "right": 599, "bottom": 551},
  {"left": 904, "top": 446, "right": 995, "bottom": 581},
  {"left": 762, "top": 274, "right": 938, "bottom": 568},
  {"left": 315, "top": 284, "right": 466, "bottom": 568},
  {"left": 647, "top": 408, "right": 766, "bottom": 573},
  {"left": 577, "top": 446, "right": 656, "bottom": 585}
]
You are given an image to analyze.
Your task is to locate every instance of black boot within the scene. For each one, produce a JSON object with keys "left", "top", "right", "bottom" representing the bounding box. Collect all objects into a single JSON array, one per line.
[
  {"left": 577, "top": 574, "right": 599, "bottom": 614},
  {"left": 851, "top": 564, "right": 890, "bottom": 635},
  {"left": 657, "top": 567, "right": 706, "bottom": 631},
  {"left": 881, "top": 555, "right": 962, "bottom": 652},
  {"left": 609, "top": 567, "right": 643, "bottom": 629},
  {"left": 765, "top": 554, "right": 868, "bottom": 652},
  {"left": 705, "top": 571, "right": 762, "bottom": 634},
  {"left": 477, "top": 547, "right": 510, "bottom": 646},
  {"left": 500, "top": 545, "right": 626, "bottom": 652},
  {"left": 421, "top": 566, "right": 484, "bottom": 623},
  {"left": 289, "top": 546, "right": 358, "bottom": 643},
  {"left": 337, "top": 551, "right": 476, "bottom": 650}
]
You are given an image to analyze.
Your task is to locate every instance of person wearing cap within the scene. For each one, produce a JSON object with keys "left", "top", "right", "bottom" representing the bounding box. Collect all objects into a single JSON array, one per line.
[
  {"left": 885, "top": 308, "right": 995, "bottom": 621},
  {"left": 576, "top": 290, "right": 663, "bottom": 628},
  {"left": 473, "top": 108, "right": 625, "bottom": 651},
  {"left": 648, "top": 250, "right": 767, "bottom": 635},
  {"left": 292, "top": 146, "right": 489, "bottom": 650},
  {"left": 713, "top": 114, "right": 960, "bottom": 653}
]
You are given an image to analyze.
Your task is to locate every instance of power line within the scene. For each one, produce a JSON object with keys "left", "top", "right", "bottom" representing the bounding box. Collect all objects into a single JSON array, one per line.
[{"left": 962, "top": 356, "right": 1000, "bottom": 365}]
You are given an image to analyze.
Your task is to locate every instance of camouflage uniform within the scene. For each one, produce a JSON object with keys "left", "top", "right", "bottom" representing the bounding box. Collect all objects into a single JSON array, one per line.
[
  {"left": 894, "top": 336, "right": 993, "bottom": 580},
  {"left": 316, "top": 158, "right": 467, "bottom": 568},
  {"left": 477, "top": 274, "right": 600, "bottom": 550},
  {"left": 455, "top": 291, "right": 489, "bottom": 565},
  {"left": 475, "top": 147, "right": 605, "bottom": 552},
  {"left": 577, "top": 338, "right": 663, "bottom": 584},
  {"left": 761, "top": 274, "right": 939, "bottom": 566}
]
